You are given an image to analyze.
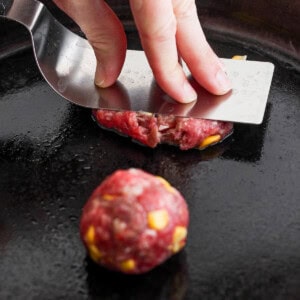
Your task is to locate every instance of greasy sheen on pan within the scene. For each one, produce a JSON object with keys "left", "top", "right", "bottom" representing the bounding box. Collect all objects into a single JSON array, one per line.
[{"left": 93, "top": 110, "right": 233, "bottom": 150}]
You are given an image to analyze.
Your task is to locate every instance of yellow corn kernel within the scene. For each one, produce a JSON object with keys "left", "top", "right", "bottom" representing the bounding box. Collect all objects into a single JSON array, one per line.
[
  {"left": 120, "top": 259, "right": 136, "bottom": 272},
  {"left": 156, "top": 176, "right": 175, "bottom": 193},
  {"left": 102, "top": 194, "right": 115, "bottom": 201},
  {"left": 171, "top": 226, "right": 187, "bottom": 253},
  {"left": 85, "top": 226, "right": 95, "bottom": 244},
  {"left": 173, "top": 226, "right": 187, "bottom": 243},
  {"left": 199, "top": 135, "right": 221, "bottom": 149},
  {"left": 88, "top": 244, "right": 102, "bottom": 262},
  {"left": 232, "top": 55, "right": 247, "bottom": 60},
  {"left": 140, "top": 111, "right": 153, "bottom": 116},
  {"left": 148, "top": 209, "right": 169, "bottom": 230},
  {"left": 172, "top": 243, "right": 185, "bottom": 253}
]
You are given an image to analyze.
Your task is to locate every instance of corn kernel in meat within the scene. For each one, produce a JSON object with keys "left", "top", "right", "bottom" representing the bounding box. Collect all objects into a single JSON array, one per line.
[
  {"left": 120, "top": 259, "right": 136, "bottom": 272},
  {"left": 85, "top": 226, "right": 95, "bottom": 244},
  {"left": 102, "top": 194, "right": 115, "bottom": 201},
  {"left": 171, "top": 226, "right": 187, "bottom": 253},
  {"left": 232, "top": 55, "right": 247, "bottom": 60},
  {"left": 199, "top": 135, "right": 221, "bottom": 149},
  {"left": 148, "top": 209, "right": 169, "bottom": 230},
  {"left": 89, "top": 244, "right": 102, "bottom": 262}
]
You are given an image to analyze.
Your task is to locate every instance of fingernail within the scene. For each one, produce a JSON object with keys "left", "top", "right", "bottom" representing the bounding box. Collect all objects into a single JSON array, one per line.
[
  {"left": 95, "top": 66, "right": 106, "bottom": 88},
  {"left": 183, "top": 81, "right": 198, "bottom": 103},
  {"left": 216, "top": 69, "right": 232, "bottom": 94}
]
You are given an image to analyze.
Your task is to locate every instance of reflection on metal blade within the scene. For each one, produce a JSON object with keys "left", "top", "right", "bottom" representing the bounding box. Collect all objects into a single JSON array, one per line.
[{"left": 97, "top": 50, "right": 274, "bottom": 124}]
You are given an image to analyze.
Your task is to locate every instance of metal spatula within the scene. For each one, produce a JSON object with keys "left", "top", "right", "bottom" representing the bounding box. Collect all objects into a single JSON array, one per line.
[{"left": 0, "top": 0, "right": 274, "bottom": 124}]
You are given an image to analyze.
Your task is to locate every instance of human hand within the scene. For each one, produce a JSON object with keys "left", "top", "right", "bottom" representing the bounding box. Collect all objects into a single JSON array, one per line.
[{"left": 53, "top": 0, "right": 232, "bottom": 103}]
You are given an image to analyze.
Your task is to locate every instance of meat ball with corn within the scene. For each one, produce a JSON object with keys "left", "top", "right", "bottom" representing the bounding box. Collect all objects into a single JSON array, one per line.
[{"left": 80, "top": 168, "right": 189, "bottom": 274}]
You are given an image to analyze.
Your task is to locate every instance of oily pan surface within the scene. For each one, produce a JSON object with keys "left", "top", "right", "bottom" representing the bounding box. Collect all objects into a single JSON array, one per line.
[{"left": 0, "top": 26, "right": 300, "bottom": 300}]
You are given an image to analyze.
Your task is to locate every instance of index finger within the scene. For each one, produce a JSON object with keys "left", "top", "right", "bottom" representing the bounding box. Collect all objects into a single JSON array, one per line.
[{"left": 129, "top": 0, "right": 197, "bottom": 103}]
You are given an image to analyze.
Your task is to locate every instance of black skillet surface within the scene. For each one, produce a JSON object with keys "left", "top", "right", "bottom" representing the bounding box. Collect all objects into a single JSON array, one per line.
[{"left": 0, "top": 1, "right": 300, "bottom": 299}]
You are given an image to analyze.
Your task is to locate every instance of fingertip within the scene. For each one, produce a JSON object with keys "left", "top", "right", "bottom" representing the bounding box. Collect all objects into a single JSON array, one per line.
[
  {"left": 213, "top": 68, "right": 232, "bottom": 95},
  {"left": 94, "top": 65, "right": 106, "bottom": 88},
  {"left": 94, "top": 75, "right": 115, "bottom": 89},
  {"left": 94, "top": 57, "right": 124, "bottom": 88},
  {"left": 182, "top": 80, "right": 198, "bottom": 103},
  {"left": 189, "top": 57, "right": 232, "bottom": 96}
]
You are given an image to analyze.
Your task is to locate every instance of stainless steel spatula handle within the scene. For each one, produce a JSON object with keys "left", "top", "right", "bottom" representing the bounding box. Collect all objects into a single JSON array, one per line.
[
  {"left": 0, "top": 0, "right": 43, "bottom": 29},
  {"left": 0, "top": 0, "right": 102, "bottom": 109}
]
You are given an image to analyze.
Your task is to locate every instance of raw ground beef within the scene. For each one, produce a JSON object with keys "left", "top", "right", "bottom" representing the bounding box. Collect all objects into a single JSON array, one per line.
[
  {"left": 93, "top": 110, "right": 233, "bottom": 150},
  {"left": 80, "top": 169, "right": 189, "bottom": 274}
]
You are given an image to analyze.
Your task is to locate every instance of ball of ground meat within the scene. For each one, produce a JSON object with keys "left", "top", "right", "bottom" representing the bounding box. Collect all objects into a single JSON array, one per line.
[{"left": 80, "top": 168, "right": 189, "bottom": 274}]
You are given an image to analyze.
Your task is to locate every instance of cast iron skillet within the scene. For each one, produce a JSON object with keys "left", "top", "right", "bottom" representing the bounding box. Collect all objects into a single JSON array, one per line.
[{"left": 0, "top": 1, "right": 299, "bottom": 299}]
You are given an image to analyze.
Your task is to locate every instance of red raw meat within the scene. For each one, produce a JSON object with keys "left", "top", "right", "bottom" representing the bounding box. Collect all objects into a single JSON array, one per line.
[
  {"left": 93, "top": 110, "right": 233, "bottom": 150},
  {"left": 80, "top": 169, "right": 189, "bottom": 274}
]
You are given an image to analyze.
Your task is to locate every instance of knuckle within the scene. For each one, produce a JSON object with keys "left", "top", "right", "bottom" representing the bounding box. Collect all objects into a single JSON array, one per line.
[
  {"left": 87, "top": 29, "right": 125, "bottom": 54},
  {"left": 140, "top": 17, "right": 177, "bottom": 44},
  {"left": 88, "top": 34, "right": 114, "bottom": 53},
  {"left": 173, "top": 0, "right": 197, "bottom": 20}
]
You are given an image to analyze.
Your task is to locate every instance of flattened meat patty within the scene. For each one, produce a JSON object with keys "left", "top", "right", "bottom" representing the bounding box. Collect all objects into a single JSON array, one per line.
[
  {"left": 80, "top": 169, "right": 189, "bottom": 274},
  {"left": 93, "top": 110, "right": 233, "bottom": 150}
]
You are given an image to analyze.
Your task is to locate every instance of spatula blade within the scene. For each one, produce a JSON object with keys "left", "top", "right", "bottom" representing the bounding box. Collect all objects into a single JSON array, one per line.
[{"left": 97, "top": 50, "right": 274, "bottom": 124}]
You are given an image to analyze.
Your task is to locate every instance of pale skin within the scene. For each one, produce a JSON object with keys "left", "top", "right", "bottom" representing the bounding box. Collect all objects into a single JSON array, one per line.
[{"left": 53, "top": 0, "right": 232, "bottom": 103}]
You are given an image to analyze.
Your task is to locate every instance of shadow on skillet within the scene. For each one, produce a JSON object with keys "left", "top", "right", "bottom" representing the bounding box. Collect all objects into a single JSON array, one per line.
[
  {"left": 222, "top": 103, "right": 272, "bottom": 163},
  {"left": 86, "top": 252, "right": 188, "bottom": 300},
  {"left": 85, "top": 253, "right": 300, "bottom": 300}
]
